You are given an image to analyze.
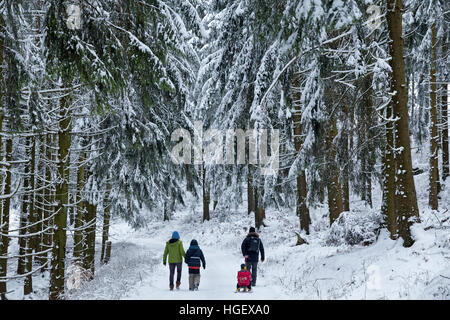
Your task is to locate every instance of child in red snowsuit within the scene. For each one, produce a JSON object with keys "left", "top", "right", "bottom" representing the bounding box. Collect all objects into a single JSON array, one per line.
[{"left": 236, "top": 263, "right": 252, "bottom": 292}]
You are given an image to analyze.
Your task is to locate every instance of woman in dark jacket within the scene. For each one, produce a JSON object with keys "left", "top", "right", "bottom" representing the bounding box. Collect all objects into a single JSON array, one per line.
[{"left": 185, "top": 239, "right": 206, "bottom": 291}]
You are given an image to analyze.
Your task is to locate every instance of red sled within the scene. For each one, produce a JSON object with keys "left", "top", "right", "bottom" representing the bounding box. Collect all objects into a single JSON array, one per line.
[{"left": 237, "top": 270, "right": 251, "bottom": 287}]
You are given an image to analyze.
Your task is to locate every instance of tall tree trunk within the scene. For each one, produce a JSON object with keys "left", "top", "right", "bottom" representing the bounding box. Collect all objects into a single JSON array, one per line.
[
  {"left": 326, "top": 117, "right": 344, "bottom": 225},
  {"left": 411, "top": 69, "right": 415, "bottom": 129},
  {"left": 254, "top": 186, "right": 262, "bottom": 230},
  {"left": 386, "top": 0, "right": 420, "bottom": 247},
  {"left": 73, "top": 148, "right": 85, "bottom": 261},
  {"left": 202, "top": 164, "right": 210, "bottom": 221},
  {"left": 101, "top": 182, "right": 111, "bottom": 264},
  {"left": 24, "top": 136, "right": 37, "bottom": 295},
  {"left": 49, "top": 92, "right": 72, "bottom": 300},
  {"left": 342, "top": 118, "right": 350, "bottom": 212},
  {"left": 163, "top": 201, "right": 169, "bottom": 221},
  {"left": 443, "top": 83, "right": 449, "bottom": 181},
  {"left": 382, "top": 104, "right": 397, "bottom": 238},
  {"left": 185, "top": 164, "right": 194, "bottom": 193},
  {"left": 365, "top": 148, "right": 373, "bottom": 208},
  {"left": 247, "top": 168, "right": 255, "bottom": 215},
  {"left": 362, "top": 75, "right": 374, "bottom": 207},
  {"left": 0, "top": 92, "right": 3, "bottom": 300},
  {"left": 0, "top": 139, "right": 12, "bottom": 300},
  {"left": 81, "top": 161, "right": 96, "bottom": 278},
  {"left": 17, "top": 140, "right": 30, "bottom": 276},
  {"left": 292, "top": 74, "right": 311, "bottom": 234},
  {"left": 83, "top": 199, "right": 96, "bottom": 279},
  {"left": 253, "top": 178, "right": 266, "bottom": 230},
  {"left": 41, "top": 133, "right": 54, "bottom": 270},
  {"left": 35, "top": 135, "right": 45, "bottom": 267},
  {"left": 0, "top": 9, "right": 8, "bottom": 301},
  {"left": 428, "top": 23, "right": 439, "bottom": 210}
]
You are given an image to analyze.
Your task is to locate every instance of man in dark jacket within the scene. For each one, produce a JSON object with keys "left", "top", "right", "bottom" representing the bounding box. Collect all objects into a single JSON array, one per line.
[
  {"left": 185, "top": 239, "right": 206, "bottom": 291},
  {"left": 241, "top": 227, "right": 265, "bottom": 286}
]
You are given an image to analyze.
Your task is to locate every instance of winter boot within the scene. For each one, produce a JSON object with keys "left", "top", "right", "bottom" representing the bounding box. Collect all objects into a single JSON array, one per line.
[
  {"left": 170, "top": 284, "right": 174, "bottom": 291},
  {"left": 176, "top": 281, "right": 181, "bottom": 290}
]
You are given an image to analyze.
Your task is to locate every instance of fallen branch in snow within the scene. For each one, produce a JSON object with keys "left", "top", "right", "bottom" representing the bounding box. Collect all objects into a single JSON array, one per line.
[
  {"left": 440, "top": 275, "right": 450, "bottom": 280},
  {"left": 295, "top": 232, "right": 308, "bottom": 246}
]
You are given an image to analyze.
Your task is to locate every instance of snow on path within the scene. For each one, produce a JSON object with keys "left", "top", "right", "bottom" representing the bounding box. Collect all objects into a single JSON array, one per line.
[{"left": 123, "top": 236, "right": 285, "bottom": 300}]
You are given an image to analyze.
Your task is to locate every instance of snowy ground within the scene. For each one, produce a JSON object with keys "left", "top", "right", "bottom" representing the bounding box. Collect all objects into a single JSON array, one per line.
[{"left": 66, "top": 208, "right": 288, "bottom": 300}]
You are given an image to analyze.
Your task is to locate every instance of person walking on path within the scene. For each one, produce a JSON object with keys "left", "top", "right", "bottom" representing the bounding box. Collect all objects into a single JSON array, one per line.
[
  {"left": 241, "top": 227, "right": 265, "bottom": 286},
  {"left": 185, "top": 239, "right": 206, "bottom": 291},
  {"left": 163, "top": 231, "right": 186, "bottom": 290}
]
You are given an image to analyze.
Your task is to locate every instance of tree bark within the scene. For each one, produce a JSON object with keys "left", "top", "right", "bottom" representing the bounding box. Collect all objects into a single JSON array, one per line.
[
  {"left": 428, "top": 23, "right": 439, "bottom": 210},
  {"left": 361, "top": 76, "right": 374, "bottom": 207},
  {"left": 443, "top": 83, "right": 449, "bottom": 181},
  {"left": 0, "top": 139, "right": 12, "bottom": 300},
  {"left": 73, "top": 148, "right": 85, "bottom": 261},
  {"left": 40, "top": 133, "right": 54, "bottom": 270},
  {"left": 292, "top": 74, "right": 311, "bottom": 233},
  {"left": 386, "top": 0, "right": 420, "bottom": 247},
  {"left": 103, "top": 241, "right": 112, "bottom": 264},
  {"left": 17, "top": 140, "right": 30, "bottom": 276},
  {"left": 202, "top": 164, "right": 210, "bottom": 221},
  {"left": 35, "top": 135, "right": 46, "bottom": 267},
  {"left": 247, "top": 168, "right": 255, "bottom": 215},
  {"left": 326, "top": 117, "right": 344, "bottom": 225},
  {"left": 185, "top": 164, "right": 194, "bottom": 193},
  {"left": 0, "top": 11, "right": 7, "bottom": 300},
  {"left": 83, "top": 199, "right": 96, "bottom": 279},
  {"left": 254, "top": 186, "right": 262, "bottom": 230},
  {"left": 163, "top": 201, "right": 169, "bottom": 221},
  {"left": 24, "top": 136, "right": 37, "bottom": 295},
  {"left": 49, "top": 92, "right": 72, "bottom": 300},
  {"left": 342, "top": 115, "right": 350, "bottom": 212},
  {"left": 382, "top": 104, "right": 397, "bottom": 238},
  {"left": 101, "top": 182, "right": 111, "bottom": 264}
]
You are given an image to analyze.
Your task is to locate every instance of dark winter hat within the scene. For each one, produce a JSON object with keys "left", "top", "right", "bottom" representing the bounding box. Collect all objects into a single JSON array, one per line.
[
  {"left": 249, "top": 227, "right": 256, "bottom": 233},
  {"left": 172, "top": 231, "right": 180, "bottom": 239},
  {"left": 240, "top": 264, "right": 247, "bottom": 270},
  {"left": 190, "top": 239, "right": 198, "bottom": 246}
]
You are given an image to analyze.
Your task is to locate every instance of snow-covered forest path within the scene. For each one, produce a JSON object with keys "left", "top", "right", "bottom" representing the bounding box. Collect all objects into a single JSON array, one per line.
[
  {"left": 123, "top": 236, "right": 282, "bottom": 300},
  {"left": 66, "top": 206, "right": 289, "bottom": 300}
]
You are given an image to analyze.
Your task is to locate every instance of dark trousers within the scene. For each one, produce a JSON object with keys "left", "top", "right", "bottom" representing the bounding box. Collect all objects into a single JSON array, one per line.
[
  {"left": 245, "top": 260, "right": 258, "bottom": 286},
  {"left": 169, "top": 263, "right": 182, "bottom": 286}
]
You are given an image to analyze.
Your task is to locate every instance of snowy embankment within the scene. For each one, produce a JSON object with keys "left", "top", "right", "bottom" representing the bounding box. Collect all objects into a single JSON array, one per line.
[{"left": 67, "top": 164, "right": 450, "bottom": 300}]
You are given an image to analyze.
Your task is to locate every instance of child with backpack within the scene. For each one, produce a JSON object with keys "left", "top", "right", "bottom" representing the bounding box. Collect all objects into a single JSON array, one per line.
[
  {"left": 236, "top": 263, "right": 252, "bottom": 292},
  {"left": 185, "top": 239, "right": 206, "bottom": 291}
]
